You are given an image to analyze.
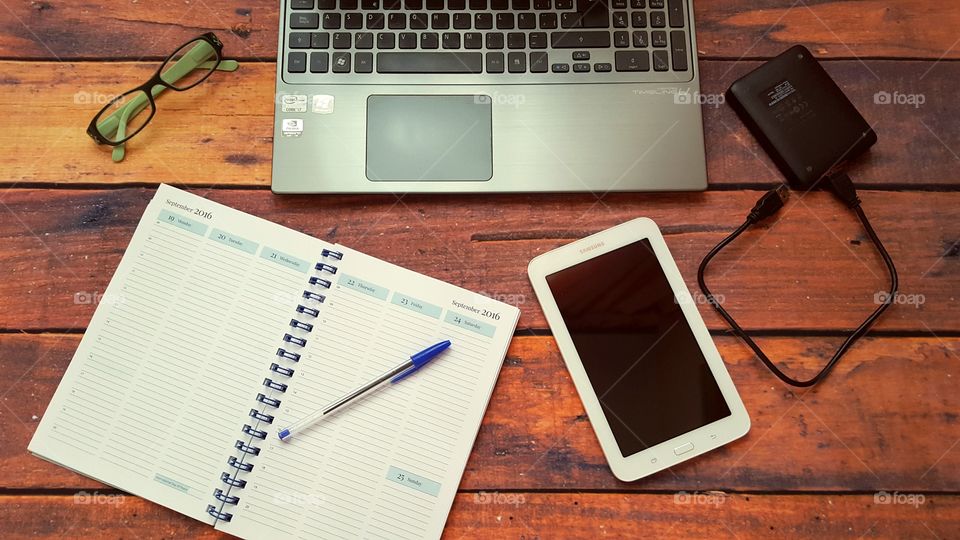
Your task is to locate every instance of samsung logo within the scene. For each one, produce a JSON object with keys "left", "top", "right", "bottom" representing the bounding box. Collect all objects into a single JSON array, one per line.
[{"left": 579, "top": 242, "right": 604, "bottom": 254}]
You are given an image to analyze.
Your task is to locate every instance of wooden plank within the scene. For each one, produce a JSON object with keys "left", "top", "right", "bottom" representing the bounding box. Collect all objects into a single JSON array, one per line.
[
  {"left": 0, "top": 188, "right": 955, "bottom": 332},
  {"left": 4, "top": 334, "right": 958, "bottom": 492},
  {"left": 0, "top": 60, "right": 957, "bottom": 187},
  {"left": 1, "top": 0, "right": 958, "bottom": 60},
  {"left": 0, "top": 493, "right": 956, "bottom": 539}
]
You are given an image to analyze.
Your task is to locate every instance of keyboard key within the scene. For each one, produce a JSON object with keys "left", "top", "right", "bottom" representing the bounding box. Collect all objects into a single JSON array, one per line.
[
  {"left": 508, "top": 51, "right": 526, "bottom": 72},
  {"left": 612, "top": 0, "right": 626, "bottom": 7},
  {"left": 322, "top": 13, "right": 341, "bottom": 28},
  {"left": 341, "top": 0, "right": 358, "bottom": 7},
  {"left": 630, "top": 0, "right": 644, "bottom": 6},
  {"left": 533, "top": 0, "right": 550, "bottom": 8},
  {"left": 310, "top": 51, "right": 329, "bottom": 72},
  {"left": 377, "top": 51, "right": 483, "bottom": 72},
  {"left": 388, "top": 13, "right": 406, "bottom": 28},
  {"left": 667, "top": 0, "right": 684, "bottom": 27},
  {"left": 507, "top": 32, "right": 526, "bottom": 48},
  {"left": 410, "top": 13, "right": 428, "bottom": 29},
  {"left": 613, "top": 12, "right": 627, "bottom": 28},
  {"left": 288, "top": 51, "right": 307, "bottom": 72},
  {"left": 670, "top": 29, "right": 687, "bottom": 70},
  {"left": 356, "top": 32, "right": 374, "bottom": 48},
  {"left": 614, "top": 50, "right": 649, "bottom": 71},
  {"left": 333, "top": 32, "right": 352, "bottom": 48},
  {"left": 291, "top": 13, "right": 320, "bottom": 29},
  {"left": 560, "top": 13, "right": 581, "bottom": 29},
  {"left": 454, "top": 13, "right": 471, "bottom": 28},
  {"left": 614, "top": 31, "right": 628, "bottom": 47},
  {"left": 317, "top": 0, "right": 337, "bottom": 8},
  {"left": 652, "top": 30, "right": 666, "bottom": 47},
  {"left": 464, "top": 32, "right": 483, "bottom": 48},
  {"left": 486, "top": 52, "right": 505, "bottom": 72},
  {"left": 367, "top": 12, "right": 385, "bottom": 28},
  {"left": 384, "top": 0, "right": 402, "bottom": 8},
  {"left": 649, "top": 0, "right": 663, "bottom": 7},
  {"left": 512, "top": 0, "right": 530, "bottom": 8},
  {"left": 469, "top": 0, "right": 486, "bottom": 7},
  {"left": 556, "top": 0, "right": 572, "bottom": 7},
  {"left": 486, "top": 32, "right": 504, "bottom": 48},
  {"left": 405, "top": 0, "right": 422, "bottom": 7},
  {"left": 426, "top": 0, "right": 444, "bottom": 8},
  {"left": 593, "top": 61, "right": 612, "bottom": 71},
  {"left": 575, "top": 0, "right": 609, "bottom": 28},
  {"left": 631, "top": 11, "right": 646, "bottom": 28},
  {"left": 291, "top": 0, "right": 314, "bottom": 9},
  {"left": 449, "top": 0, "right": 466, "bottom": 8},
  {"left": 650, "top": 11, "right": 666, "bottom": 27},
  {"left": 518, "top": 12, "right": 536, "bottom": 29},
  {"left": 355, "top": 52, "right": 374, "bottom": 72},
  {"left": 332, "top": 51, "right": 351, "bottom": 72},
  {"left": 421, "top": 32, "right": 440, "bottom": 48},
  {"left": 362, "top": 0, "right": 379, "bottom": 7},
  {"left": 652, "top": 49, "right": 668, "bottom": 70},
  {"left": 432, "top": 13, "right": 450, "bottom": 28},
  {"left": 632, "top": 30, "right": 647, "bottom": 47},
  {"left": 529, "top": 51, "right": 549, "bottom": 72},
  {"left": 345, "top": 12, "right": 364, "bottom": 28},
  {"left": 312, "top": 32, "right": 331, "bottom": 48},
  {"left": 551, "top": 63, "right": 570, "bottom": 72},
  {"left": 442, "top": 32, "right": 461, "bottom": 48},
  {"left": 399, "top": 32, "right": 418, "bottom": 48},
  {"left": 475, "top": 13, "right": 493, "bottom": 29},
  {"left": 378, "top": 32, "right": 396, "bottom": 48},
  {"left": 289, "top": 32, "right": 311, "bottom": 49},
  {"left": 539, "top": 12, "right": 558, "bottom": 29},
  {"left": 573, "top": 62, "right": 590, "bottom": 72},
  {"left": 572, "top": 50, "right": 589, "bottom": 60},
  {"left": 528, "top": 32, "right": 547, "bottom": 48},
  {"left": 551, "top": 30, "right": 610, "bottom": 48},
  {"left": 496, "top": 13, "right": 515, "bottom": 29}
]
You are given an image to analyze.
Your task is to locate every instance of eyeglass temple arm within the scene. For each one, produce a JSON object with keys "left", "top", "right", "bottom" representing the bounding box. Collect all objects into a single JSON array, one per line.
[{"left": 96, "top": 51, "right": 239, "bottom": 138}]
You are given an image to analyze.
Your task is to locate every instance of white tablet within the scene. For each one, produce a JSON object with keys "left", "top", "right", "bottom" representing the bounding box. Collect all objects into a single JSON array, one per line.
[{"left": 528, "top": 218, "right": 750, "bottom": 481}]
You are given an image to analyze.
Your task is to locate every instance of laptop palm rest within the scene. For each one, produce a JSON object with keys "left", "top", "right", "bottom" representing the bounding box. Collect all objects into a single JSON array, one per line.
[{"left": 366, "top": 95, "right": 493, "bottom": 182}]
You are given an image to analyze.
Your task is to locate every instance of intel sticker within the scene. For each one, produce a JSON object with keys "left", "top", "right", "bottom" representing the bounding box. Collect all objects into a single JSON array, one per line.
[{"left": 280, "top": 94, "right": 307, "bottom": 113}]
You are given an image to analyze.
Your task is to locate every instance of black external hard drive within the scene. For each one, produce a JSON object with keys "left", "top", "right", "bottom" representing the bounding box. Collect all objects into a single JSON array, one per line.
[{"left": 726, "top": 45, "right": 877, "bottom": 188}]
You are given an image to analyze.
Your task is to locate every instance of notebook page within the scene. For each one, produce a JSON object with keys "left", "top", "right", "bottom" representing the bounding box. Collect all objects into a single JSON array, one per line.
[
  {"left": 29, "top": 185, "right": 334, "bottom": 523},
  {"left": 218, "top": 246, "right": 520, "bottom": 540}
]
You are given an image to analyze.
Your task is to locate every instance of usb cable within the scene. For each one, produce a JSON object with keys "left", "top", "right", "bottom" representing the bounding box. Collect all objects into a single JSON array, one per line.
[{"left": 697, "top": 174, "right": 899, "bottom": 387}]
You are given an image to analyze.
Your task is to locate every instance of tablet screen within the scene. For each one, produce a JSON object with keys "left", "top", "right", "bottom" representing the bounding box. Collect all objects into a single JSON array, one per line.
[{"left": 546, "top": 239, "right": 731, "bottom": 457}]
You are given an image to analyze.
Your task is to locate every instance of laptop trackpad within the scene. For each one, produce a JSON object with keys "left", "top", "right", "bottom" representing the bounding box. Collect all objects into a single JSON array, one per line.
[{"left": 366, "top": 95, "right": 493, "bottom": 182}]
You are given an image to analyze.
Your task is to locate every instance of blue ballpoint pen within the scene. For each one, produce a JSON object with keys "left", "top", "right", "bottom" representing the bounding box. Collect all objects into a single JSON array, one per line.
[{"left": 278, "top": 340, "right": 451, "bottom": 441}]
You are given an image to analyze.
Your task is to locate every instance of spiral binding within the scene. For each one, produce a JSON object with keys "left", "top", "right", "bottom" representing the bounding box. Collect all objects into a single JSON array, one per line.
[{"left": 206, "top": 249, "right": 342, "bottom": 523}]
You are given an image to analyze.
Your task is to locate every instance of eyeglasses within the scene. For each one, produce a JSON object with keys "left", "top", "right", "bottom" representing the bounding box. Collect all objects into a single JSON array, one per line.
[{"left": 86, "top": 32, "right": 239, "bottom": 162}]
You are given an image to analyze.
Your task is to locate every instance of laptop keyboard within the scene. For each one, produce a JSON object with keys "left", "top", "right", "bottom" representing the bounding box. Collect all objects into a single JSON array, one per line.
[{"left": 282, "top": 0, "right": 693, "bottom": 83}]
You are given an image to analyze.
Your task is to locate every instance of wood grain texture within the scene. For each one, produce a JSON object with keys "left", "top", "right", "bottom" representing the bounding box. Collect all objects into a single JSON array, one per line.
[
  {"left": 0, "top": 188, "right": 956, "bottom": 332},
  {"left": 4, "top": 334, "right": 959, "bottom": 492},
  {"left": 1, "top": 60, "right": 957, "bottom": 187},
  {"left": 0, "top": 493, "right": 957, "bottom": 539},
  {"left": 1, "top": 0, "right": 958, "bottom": 60}
]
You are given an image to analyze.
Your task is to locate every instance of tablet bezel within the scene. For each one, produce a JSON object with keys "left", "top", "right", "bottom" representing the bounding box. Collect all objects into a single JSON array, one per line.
[{"left": 528, "top": 217, "right": 750, "bottom": 481}]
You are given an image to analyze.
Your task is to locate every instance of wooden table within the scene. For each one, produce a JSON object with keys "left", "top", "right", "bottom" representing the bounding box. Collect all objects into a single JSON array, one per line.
[{"left": 1, "top": 0, "right": 958, "bottom": 538}]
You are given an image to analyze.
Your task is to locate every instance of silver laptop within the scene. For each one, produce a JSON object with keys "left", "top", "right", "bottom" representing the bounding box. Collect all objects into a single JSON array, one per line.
[{"left": 271, "top": 0, "right": 706, "bottom": 193}]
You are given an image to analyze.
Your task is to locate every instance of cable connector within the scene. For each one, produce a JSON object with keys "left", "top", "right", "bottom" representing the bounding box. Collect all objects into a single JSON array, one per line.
[
  {"left": 747, "top": 184, "right": 789, "bottom": 223},
  {"left": 827, "top": 173, "right": 861, "bottom": 209}
]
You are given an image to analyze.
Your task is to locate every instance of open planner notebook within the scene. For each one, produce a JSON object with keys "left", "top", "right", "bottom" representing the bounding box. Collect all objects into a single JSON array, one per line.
[{"left": 29, "top": 184, "right": 520, "bottom": 539}]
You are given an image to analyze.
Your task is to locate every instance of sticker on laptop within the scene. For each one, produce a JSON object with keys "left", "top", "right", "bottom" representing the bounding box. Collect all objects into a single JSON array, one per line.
[
  {"left": 312, "top": 95, "right": 335, "bottom": 114},
  {"left": 281, "top": 119, "right": 304, "bottom": 137},
  {"left": 280, "top": 94, "right": 307, "bottom": 113}
]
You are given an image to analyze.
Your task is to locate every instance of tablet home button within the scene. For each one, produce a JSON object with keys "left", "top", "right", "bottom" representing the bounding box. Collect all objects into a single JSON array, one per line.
[{"left": 673, "top": 442, "right": 695, "bottom": 455}]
